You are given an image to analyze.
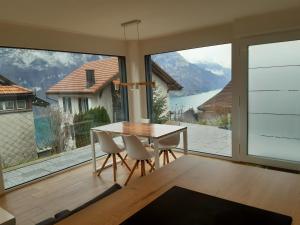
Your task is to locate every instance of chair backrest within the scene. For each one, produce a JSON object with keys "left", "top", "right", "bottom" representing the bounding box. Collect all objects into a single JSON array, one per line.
[
  {"left": 96, "top": 131, "right": 121, "bottom": 154},
  {"left": 160, "top": 132, "right": 181, "bottom": 146},
  {"left": 160, "top": 120, "right": 181, "bottom": 146},
  {"left": 140, "top": 118, "right": 150, "bottom": 123},
  {"left": 122, "top": 135, "right": 151, "bottom": 160},
  {"left": 165, "top": 120, "right": 180, "bottom": 126}
]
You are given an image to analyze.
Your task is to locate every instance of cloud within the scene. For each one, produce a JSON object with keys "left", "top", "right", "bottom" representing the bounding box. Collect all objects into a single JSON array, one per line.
[{"left": 178, "top": 44, "right": 232, "bottom": 68}]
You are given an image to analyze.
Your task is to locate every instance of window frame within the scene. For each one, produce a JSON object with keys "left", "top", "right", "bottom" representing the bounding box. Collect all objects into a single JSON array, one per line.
[
  {"left": 0, "top": 101, "right": 4, "bottom": 111},
  {"left": 78, "top": 97, "right": 89, "bottom": 113},
  {"left": 4, "top": 100, "right": 15, "bottom": 111},
  {"left": 16, "top": 99, "right": 26, "bottom": 110}
]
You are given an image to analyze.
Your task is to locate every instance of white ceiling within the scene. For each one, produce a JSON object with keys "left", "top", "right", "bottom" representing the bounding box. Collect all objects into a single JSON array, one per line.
[{"left": 0, "top": 0, "right": 300, "bottom": 40}]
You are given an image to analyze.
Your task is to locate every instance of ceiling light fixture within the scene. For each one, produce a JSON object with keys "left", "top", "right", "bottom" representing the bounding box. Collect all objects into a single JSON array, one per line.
[{"left": 115, "top": 20, "right": 156, "bottom": 92}]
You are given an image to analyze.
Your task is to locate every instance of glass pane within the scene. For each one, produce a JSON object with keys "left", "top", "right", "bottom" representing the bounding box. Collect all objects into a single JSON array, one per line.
[
  {"left": 248, "top": 40, "right": 300, "bottom": 162},
  {"left": 17, "top": 100, "right": 26, "bottom": 109},
  {"left": 151, "top": 44, "right": 232, "bottom": 156},
  {"left": 0, "top": 48, "right": 126, "bottom": 189},
  {"left": 5, "top": 101, "right": 14, "bottom": 110}
]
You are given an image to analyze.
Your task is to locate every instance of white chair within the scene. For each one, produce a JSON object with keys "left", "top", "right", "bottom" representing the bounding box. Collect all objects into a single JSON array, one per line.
[
  {"left": 122, "top": 118, "right": 151, "bottom": 163},
  {"left": 139, "top": 118, "right": 151, "bottom": 145},
  {"left": 159, "top": 120, "right": 181, "bottom": 165},
  {"left": 158, "top": 133, "right": 180, "bottom": 165},
  {"left": 96, "top": 131, "right": 130, "bottom": 182},
  {"left": 122, "top": 135, "right": 155, "bottom": 186},
  {"left": 140, "top": 118, "right": 150, "bottom": 123}
]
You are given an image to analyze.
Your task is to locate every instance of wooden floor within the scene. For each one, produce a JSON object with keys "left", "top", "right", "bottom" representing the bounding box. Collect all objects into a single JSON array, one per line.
[{"left": 0, "top": 152, "right": 180, "bottom": 225}]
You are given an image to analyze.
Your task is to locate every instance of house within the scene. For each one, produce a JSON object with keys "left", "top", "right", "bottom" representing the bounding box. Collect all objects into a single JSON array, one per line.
[
  {"left": 197, "top": 81, "right": 232, "bottom": 120},
  {"left": 0, "top": 75, "right": 38, "bottom": 168},
  {"left": 46, "top": 57, "right": 182, "bottom": 122}
]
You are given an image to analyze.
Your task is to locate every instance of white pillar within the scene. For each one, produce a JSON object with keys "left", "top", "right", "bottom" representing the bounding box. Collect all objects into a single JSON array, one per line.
[{"left": 125, "top": 41, "right": 148, "bottom": 122}]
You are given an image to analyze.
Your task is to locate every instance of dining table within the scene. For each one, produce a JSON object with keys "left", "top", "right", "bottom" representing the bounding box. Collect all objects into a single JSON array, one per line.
[{"left": 90, "top": 121, "right": 188, "bottom": 172}]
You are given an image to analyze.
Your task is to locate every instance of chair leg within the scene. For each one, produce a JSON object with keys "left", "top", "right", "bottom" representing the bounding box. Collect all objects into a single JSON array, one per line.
[
  {"left": 125, "top": 160, "right": 139, "bottom": 186},
  {"left": 169, "top": 149, "right": 177, "bottom": 160},
  {"left": 166, "top": 150, "right": 170, "bottom": 164},
  {"left": 146, "top": 160, "right": 155, "bottom": 172},
  {"left": 97, "top": 154, "right": 111, "bottom": 176},
  {"left": 140, "top": 160, "right": 146, "bottom": 177},
  {"left": 159, "top": 150, "right": 164, "bottom": 157},
  {"left": 112, "top": 154, "right": 117, "bottom": 182},
  {"left": 117, "top": 153, "right": 131, "bottom": 171},
  {"left": 121, "top": 154, "right": 128, "bottom": 165}
]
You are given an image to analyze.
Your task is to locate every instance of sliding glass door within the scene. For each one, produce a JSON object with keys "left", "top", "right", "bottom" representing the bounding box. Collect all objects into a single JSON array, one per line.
[{"left": 240, "top": 34, "right": 300, "bottom": 171}]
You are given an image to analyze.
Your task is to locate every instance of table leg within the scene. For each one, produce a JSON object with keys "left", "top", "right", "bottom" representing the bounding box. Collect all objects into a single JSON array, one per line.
[
  {"left": 0, "top": 158, "right": 4, "bottom": 194},
  {"left": 90, "top": 130, "right": 97, "bottom": 173},
  {"left": 153, "top": 138, "right": 160, "bottom": 169},
  {"left": 183, "top": 129, "right": 188, "bottom": 155}
]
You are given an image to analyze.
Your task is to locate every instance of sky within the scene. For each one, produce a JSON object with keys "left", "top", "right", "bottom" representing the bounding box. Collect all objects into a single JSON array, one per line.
[{"left": 178, "top": 44, "right": 232, "bottom": 68}]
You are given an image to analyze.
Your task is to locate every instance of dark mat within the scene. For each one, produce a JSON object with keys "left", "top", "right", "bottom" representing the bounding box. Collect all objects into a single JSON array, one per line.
[{"left": 120, "top": 186, "right": 292, "bottom": 225}]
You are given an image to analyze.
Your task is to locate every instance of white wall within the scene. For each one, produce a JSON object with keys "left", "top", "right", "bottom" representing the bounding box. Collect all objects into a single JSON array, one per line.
[
  {"left": 152, "top": 73, "right": 170, "bottom": 110},
  {"left": 93, "top": 85, "right": 113, "bottom": 121},
  {"left": 0, "top": 21, "right": 126, "bottom": 57},
  {"left": 55, "top": 85, "right": 114, "bottom": 122}
]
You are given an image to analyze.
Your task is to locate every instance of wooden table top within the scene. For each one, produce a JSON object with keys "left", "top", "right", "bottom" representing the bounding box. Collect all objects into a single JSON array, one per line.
[
  {"left": 91, "top": 121, "right": 187, "bottom": 138},
  {"left": 0, "top": 207, "right": 15, "bottom": 224},
  {"left": 57, "top": 155, "right": 300, "bottom": 225}
]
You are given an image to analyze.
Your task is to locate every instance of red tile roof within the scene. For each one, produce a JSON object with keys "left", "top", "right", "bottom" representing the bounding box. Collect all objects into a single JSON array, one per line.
[
  {"left": 197, "top": 81, "right": 232, "bottom": 111},
  {"left": 47, "top": 57, "right": 119, "bottom": 95},
  {"left": 47, "top": 57, "right": 182, "bottom": 95},
  {"left": 0, "top": 85, "right": 32, "bottom": 95}
]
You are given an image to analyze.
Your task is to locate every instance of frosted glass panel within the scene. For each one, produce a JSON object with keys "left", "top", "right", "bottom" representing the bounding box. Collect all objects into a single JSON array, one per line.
[
  {"left": 249, "top": 40, "right": 300, "bottom": 68},
  {"left": 248, "top": 40, "right": 300, "bottom": 162},
  {"left": 249, "top": 67, "right": 300, "bottom": 91}
]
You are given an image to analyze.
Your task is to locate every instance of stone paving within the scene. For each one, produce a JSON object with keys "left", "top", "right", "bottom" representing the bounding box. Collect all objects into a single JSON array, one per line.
[
  {"left": 178, "top": 122, "right": 232, "bottom": 156},
  {"left": 3, "top": 123, "right": 231, "bottom": 189}
]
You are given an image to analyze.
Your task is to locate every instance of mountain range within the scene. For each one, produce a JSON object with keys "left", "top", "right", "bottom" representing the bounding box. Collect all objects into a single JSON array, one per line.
[
  {"left": 152, "top": 52, "right": 231, "bottom": 96},
  {"left": 0, "top": 48, "right": 104, "bottom": 101},
  {"left": 0, "top": 48, "right": 231, "bottom": 101}
]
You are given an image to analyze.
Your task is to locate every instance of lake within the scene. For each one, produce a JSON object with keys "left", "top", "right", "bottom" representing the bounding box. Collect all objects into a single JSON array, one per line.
[{"left": 169, "top": 89, "right": 222, "bottom": 111}]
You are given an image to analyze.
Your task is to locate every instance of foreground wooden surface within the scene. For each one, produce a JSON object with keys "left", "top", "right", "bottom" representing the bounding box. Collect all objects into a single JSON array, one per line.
[
  {"left": 0, "top": 152, "right": 174, "bottom": 225},
  {"left": 56, "top": 155, "right": 300, "bottom": 225}
]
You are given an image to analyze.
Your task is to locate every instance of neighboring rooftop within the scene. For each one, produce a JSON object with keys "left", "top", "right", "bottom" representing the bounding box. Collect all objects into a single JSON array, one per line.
[
  {"left": 47, "top": 57, "right": 119, "bottom": 95},
  {"left": 197, "top": 81, "right": 232, "bottom": 112},
  {"left": 47, "top": 57, "right": 182, "bottom": 95},
  {"left": 0, "top": 75, "right": 32, "bottom": 95}
]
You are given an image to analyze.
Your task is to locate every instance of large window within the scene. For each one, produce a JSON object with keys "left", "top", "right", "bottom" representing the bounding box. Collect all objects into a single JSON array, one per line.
[
  {"left": 17, "top": 100, "right": 26, "bottom": 110},
  {"left": 248, "top": 40, "right": 300, "bottom": 162},
  {"left": 79, "top": 97, "right": 89, "bottom": 113},
  {"left": 149, "top": 44, "right": 232, "bottom": 156},
  {"left": 0, "top": 48, "right": 128, "bottom": 189}
]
